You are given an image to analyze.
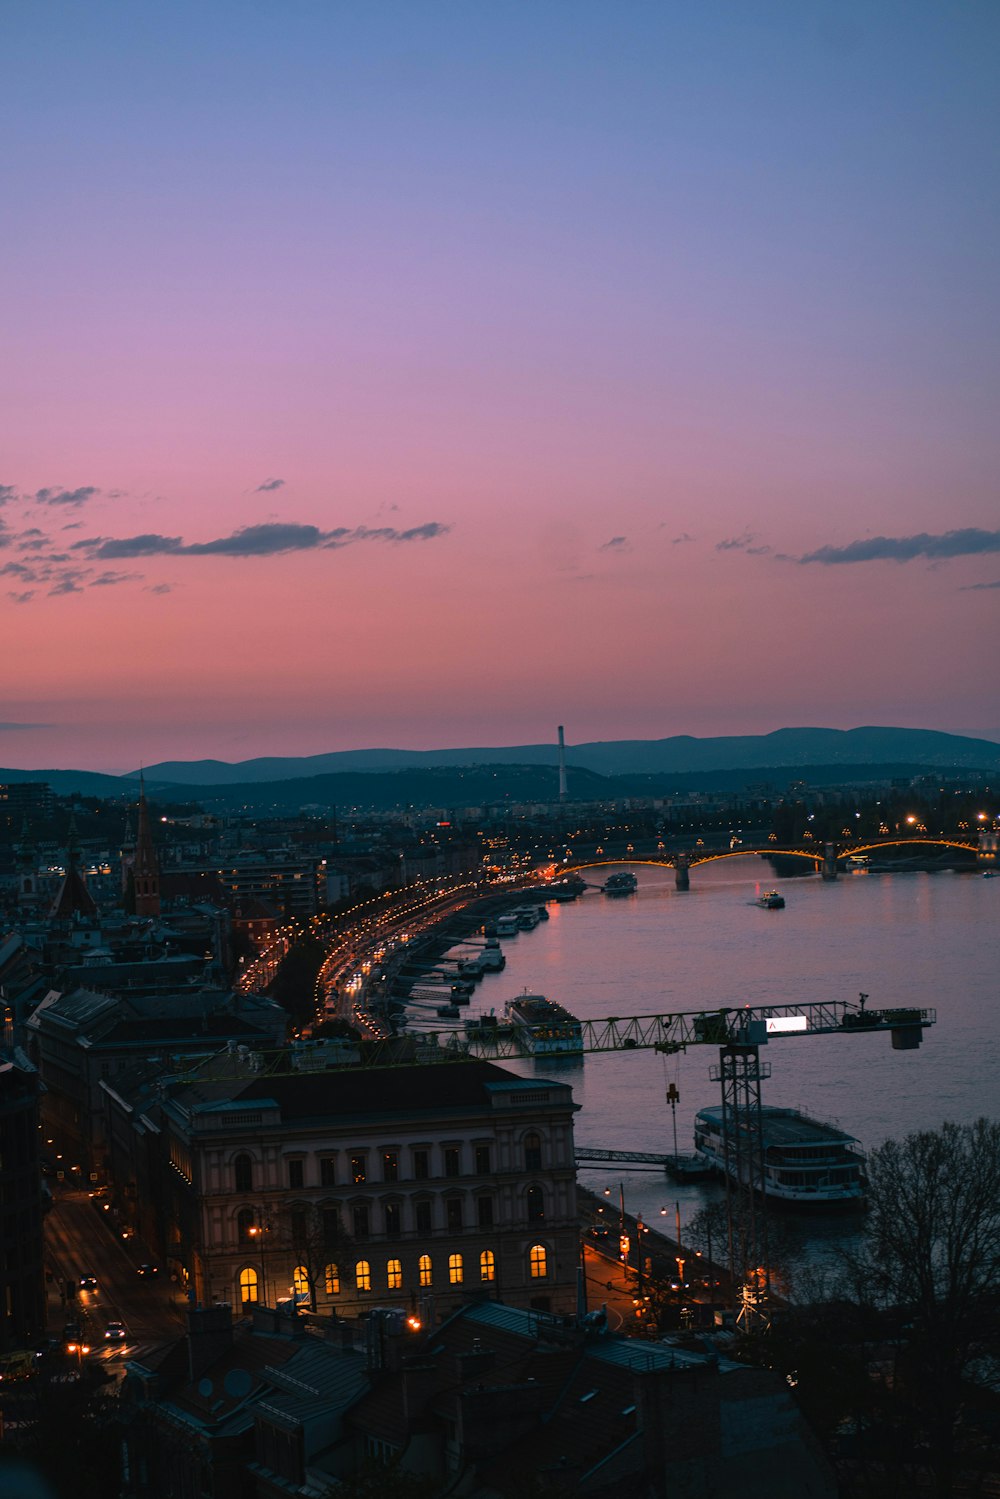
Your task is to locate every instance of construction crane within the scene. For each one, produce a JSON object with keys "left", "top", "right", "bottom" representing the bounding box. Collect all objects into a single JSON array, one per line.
[
  {"left": 181, "top": 996, "right": 935, "bottom": 1329},
  {"left": 417, "top": 996, "right": 934, "bottom": 1330}
]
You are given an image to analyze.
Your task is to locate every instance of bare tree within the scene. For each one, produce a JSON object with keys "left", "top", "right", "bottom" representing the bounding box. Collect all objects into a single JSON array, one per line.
[{"left": 842, "top": 1118, "right": 1000, "bottom": 1497}]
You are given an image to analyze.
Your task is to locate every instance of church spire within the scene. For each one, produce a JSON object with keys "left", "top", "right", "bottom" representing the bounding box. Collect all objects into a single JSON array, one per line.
[{"left": 130, "top": 773, "right": 161, "bottom": 918}]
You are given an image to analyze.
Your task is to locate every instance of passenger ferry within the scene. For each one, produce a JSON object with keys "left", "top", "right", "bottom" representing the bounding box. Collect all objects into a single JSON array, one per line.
[
  {"left": 504, "top": 992, "right": 584, "bottom": 1056},
  {"left": 693, "top": 1105, "right": 866, "bottom": 1208},
  {"left": 603, "top": 871, "right": 638, "bottom": 896},
  {"left": 755, "top": 890, "right": 785, "bottom": 909},
  {"left": 495, "top": 914, "right": 520, "bottom": 938}
]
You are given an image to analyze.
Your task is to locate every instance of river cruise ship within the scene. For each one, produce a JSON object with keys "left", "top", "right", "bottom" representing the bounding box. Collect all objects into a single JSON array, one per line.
[
  {"left": 503, "top": 992, "right": 584, "bottom": 1056},
  {"left": 694, "top": 1105, "right": 865, "bottom": 1208}
]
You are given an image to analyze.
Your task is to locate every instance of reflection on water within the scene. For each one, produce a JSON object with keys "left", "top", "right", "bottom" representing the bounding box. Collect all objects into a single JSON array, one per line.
[{"left": 459, "top": 858, "right": 998, "bottom": 1256}]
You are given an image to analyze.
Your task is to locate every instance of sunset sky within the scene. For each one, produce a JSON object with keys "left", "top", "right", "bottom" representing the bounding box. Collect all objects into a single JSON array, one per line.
[{"left": 3, "top": 1, "right": 998, "bottom": 772}]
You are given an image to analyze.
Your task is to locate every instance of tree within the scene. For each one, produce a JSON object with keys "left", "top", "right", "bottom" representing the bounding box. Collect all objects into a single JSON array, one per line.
[{"left": 839, "top": 1118, "right": 1000, "bottom": 1497}]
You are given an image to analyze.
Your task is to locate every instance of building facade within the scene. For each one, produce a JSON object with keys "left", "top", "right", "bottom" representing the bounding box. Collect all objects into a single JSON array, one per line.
[{"left": 112, "top": 1058, "right": 581, "bottom": 1323}]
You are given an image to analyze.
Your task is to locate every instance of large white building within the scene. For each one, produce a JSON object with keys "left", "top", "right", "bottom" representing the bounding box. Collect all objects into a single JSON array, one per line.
[{"left": 104, "top": 1055, "right": 581, "bottom": 1322}]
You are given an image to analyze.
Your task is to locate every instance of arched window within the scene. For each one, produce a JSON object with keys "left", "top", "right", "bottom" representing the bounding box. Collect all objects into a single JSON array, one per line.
[
  {"left": 324, "top": 1263, "right": 340, "bottom": 1295},
  {"left": 292, "top": 1265, "right": 310, "bottom": 1298},
  {"left": 356, "top": 1260, "right": 372, "bottom": 1292},
  {"left": 448, "top": 1253, "right": 464, "bottom": 1285},
  {"left": 239, "top": 1266, "right": 258, "bottom": 1304},
  {"left": 386, "top": 1258, "right": 402, "bottom": 1290},
  {"left": 418, "top": 1254, "right": 433, "bottom": 1288},
  {"left": 526, "top": 1185, "right": 545, "bottom": 1223},
  {"left": 523, "top": 1133, "right": 542, "bottom": 1171},
  {"left": 479, "top": 1250, "right": 495, "bottom": 1283},
  {"left": 529, "top": 1244, "right": 548, "bottom": 1279},
  {"left": 236, "top": 1207, "right": 255, "bottom": 1244},
  {"left": 234, "top": 1153, "right": 253, "bottom": 1192}
]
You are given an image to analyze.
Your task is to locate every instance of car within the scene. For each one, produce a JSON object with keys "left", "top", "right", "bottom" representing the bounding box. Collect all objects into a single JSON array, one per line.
[
  {"left": 587, "top": 1226, "right": 611, "bottom": 1241},
  {"left": 78, "top": 1273, "right": 97, "bottom": 1290},
  {"left": 104, "top": 1321, "right": 127, "bottom": 1344},
  {"left": 137, "top": 1263, "right": 159, "bottom": 1278}
]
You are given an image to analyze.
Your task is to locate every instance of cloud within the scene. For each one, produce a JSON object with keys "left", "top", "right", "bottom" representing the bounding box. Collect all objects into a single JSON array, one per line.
[
  {"left": 146, "top": 582, "right": 172, "bottom": 595},
  {"left": 798, "top": 528, "right": 1000, "bottom": 565},
  {"left": 600, "top": 536, "right": 628, "bottom": 551},
  {"left": 0, "top": 485, "right": 16, "bottom": 506},
  {"left": 34, "top": 485, "right": 99, "bottom": 507},
  {"left": 91, "top": 570, "right": 141, "bottom": 586},
  {"left": 960, "top": 579, "right": 1000, "bottom": 591},
  {"left": 255, "top": 477, "right": 285, "bottom": 492},
  {"left": 83, "top": 519, "right": 451, "bottom": 560},
  {"left": 87, "top": 533, "right": 183, "bottom": 559},
  {"left": 7, "top": 592, "right": 35, "bottom": 604},
  {"left": 0, "top": 719, "right": 48, "bottom": 727},
  {"left": 48, "top": 575, "right": 85, "bottom": 595},
  {"left": 671, "top": 532, "right": 693, "bottom": 544},
  {"left": 715, "top": 531, "right": 757, "bottom": 552}
]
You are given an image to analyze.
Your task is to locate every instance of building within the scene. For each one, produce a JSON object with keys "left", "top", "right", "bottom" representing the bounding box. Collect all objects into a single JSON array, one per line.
[
  {"left": 103, "top": 1056, "right": 581, "bottom": 1320},
  {"left": 0, "top": 1048, "right": 45, "bottom": 1349}
]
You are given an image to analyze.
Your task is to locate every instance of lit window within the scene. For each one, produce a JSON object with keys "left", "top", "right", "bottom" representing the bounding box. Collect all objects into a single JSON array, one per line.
[
  {"left": 448, "top": 1253, "right": 464, "bottom": 1285},
  {"left": 418, "top": 1254, "right": 432, "bottom": 1287},
  {"left": 324, "top": 1263, "right": 340, "bottom": 1295},
  {"left": 293, "top": 1265, "right": 309, "bottom": 1298},
  {"left": 239, "top": 1266, "right": 258, "bottom": 1303},
  {"left": 529, "top": 1244, "right": 547, "bottom": 1279},
  {"left": 479, "top": 1250, "right": 495, "bottom": 1283},
  {"left": 387, "top": 1258, "right": 402, "bottom": 1290},
  {"left": 356, "top": 1260, "right": 372, "bottom": 1292}
]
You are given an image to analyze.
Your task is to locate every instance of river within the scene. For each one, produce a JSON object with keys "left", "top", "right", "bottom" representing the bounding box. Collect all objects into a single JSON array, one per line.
[{"left": 444, "top": 858, "right": 998, "bottom": 1251}]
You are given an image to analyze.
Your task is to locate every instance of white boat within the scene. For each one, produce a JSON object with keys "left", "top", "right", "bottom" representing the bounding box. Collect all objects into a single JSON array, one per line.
[
  {"left": 694, "top": 1105, "right": 865, "bottom": 1208},
  {"left": 756, "top": 890, "right": 785, "bottom": 909},
  {"left": 503, "top": 992, "right": 584, "bottom": 1056}
]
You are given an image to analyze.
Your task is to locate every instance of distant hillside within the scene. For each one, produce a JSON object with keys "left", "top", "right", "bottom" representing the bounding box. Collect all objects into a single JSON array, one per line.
[
  {"left": 123, "top": 760, "right": 988, "bottom": 815},
  {"left": 139, "top": 726, "right": 1000, "bottom": 784}
]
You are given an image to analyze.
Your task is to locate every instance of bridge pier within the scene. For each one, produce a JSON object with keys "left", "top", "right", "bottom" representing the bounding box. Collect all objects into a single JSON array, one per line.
[
  {"left": 979, "top": 831, "right": 998, "bottom": 869},
  {"left": 821, "top": 842, "right": 838, "bottom": 881},
  {"left": 675, "top": 854, "right": 690, "bottom": 891}
]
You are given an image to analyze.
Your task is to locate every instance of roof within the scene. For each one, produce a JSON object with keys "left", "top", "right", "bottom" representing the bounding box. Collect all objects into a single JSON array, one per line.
[
  {"left": 697, "top": 1105, "right": 859, "bottom": 1148},
  {"left": 228, "top": 1059, "right": 573, "bottom": 1122}
]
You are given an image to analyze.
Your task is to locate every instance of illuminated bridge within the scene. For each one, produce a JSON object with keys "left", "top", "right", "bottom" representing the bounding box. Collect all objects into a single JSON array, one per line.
[{"left": 558, "top": 833, "right": 989, "bottom": 889}]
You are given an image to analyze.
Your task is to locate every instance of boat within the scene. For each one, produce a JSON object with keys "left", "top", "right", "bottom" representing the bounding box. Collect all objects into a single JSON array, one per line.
[
  {"left": 603, "top": 871, "right": 638, "bottom": 896},
  {"left": 503, "top": 992, "right": 584, "bottom": 1055},
  {"left": 436, "top": 1003, "right": 461, "bottom": 1020},
  {"left": 693, "top": 1105, "right": 866, "bottom": 1208},
  {"left": 513, "top": 906, "right": 541, "bottom": 929},
  {"left": 496, "top": 915, "right": 520, "bottom": 938},
  {"left": 756, "top": 890, "right": 785, "bottom": 909}
]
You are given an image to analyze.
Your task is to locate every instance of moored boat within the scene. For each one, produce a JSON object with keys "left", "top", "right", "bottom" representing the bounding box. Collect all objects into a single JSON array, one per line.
[
  {"left": 603, "top": 871, "right": 638, "bottom": 896},
  {"left": 504, "top": 991, "right": 584, "bottom": 1055},
  {"left": 694, "top": 1105, "right": 865, "bottom": 1208}
]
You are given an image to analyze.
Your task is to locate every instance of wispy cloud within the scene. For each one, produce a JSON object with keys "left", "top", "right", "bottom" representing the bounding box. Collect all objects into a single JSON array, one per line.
[
  {"left": 798, "top": 528, "right": 1000, "bottom": 565},
  {"left": 600, "top": 536, "right": 628, "bottom": 552},
  {"left": 0, "top": 485, "right": 16, "bottom": 506},
  {"left": 960, "top": 579, "right": 1000, "bottom": 591},
  {"left": 34, "top": 485, "right": 100, "bottom": 507},
  {"left": 80, "top": 519, "right": 450, "bottom": 561},
  {"left": 255, "top": 476, "right": 285, "bottom": 492},
  {"left": 716, "top": 531, "right": 756, "bottom": 552}
]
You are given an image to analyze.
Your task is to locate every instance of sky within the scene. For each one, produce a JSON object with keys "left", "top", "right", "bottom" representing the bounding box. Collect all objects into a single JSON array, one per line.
[{"left": 2, "top": 0, "right": 998, "bottom": 772}]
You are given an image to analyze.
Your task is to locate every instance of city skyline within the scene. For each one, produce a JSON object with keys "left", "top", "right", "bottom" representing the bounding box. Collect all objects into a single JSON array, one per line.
[{"left": 3, "top": 2, "right": 999, "bottom": 772}]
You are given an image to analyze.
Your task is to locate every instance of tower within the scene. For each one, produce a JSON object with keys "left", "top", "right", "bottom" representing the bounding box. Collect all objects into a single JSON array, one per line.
[
  {"left": 557, "top": 726, "right": 568, "bottom": 804},
  {"left": 127, "top": 775, "right": 161, "bottom": 918},
  {"left": 48, "top": 814, "right": 98, "bottom": 921}
]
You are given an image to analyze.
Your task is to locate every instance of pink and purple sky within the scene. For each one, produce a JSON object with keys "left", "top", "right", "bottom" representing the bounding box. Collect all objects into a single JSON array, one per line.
[{"left": 2, "top": 2, "right": 998, "bottom": 772}]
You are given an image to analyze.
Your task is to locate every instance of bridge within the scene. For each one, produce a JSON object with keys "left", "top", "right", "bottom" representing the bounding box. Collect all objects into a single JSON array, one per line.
[{"left": 558, "top": 833, "right": 987, "bottom": 889}]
